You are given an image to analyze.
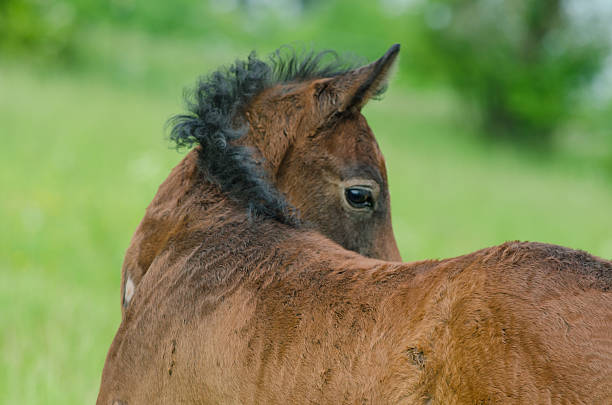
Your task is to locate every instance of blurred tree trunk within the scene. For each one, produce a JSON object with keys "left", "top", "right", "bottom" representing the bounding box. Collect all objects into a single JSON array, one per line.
[
  {"left": 483, "top": 0, "right": 561, "bottom": 144},
  {"left": 523, "top": 0, "right": 561, "bottom": 61}
]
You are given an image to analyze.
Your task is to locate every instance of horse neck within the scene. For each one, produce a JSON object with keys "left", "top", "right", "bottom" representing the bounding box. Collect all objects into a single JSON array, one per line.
[
  {"left": 122, "top": 145, "right": 383, "bottom": 298},
  {"left": 122, "top": 148, "right": 232, "bottom": 286}
]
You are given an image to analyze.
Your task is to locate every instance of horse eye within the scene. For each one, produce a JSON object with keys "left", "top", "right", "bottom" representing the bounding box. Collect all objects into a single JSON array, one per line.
[{"left": 345, "top": 187, "right": 374, "bottom": 209}]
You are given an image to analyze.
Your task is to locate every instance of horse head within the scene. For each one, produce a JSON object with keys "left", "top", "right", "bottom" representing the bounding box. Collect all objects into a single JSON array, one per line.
[{"left": 121, "top": 45, "right": 402, "bottom": 309}]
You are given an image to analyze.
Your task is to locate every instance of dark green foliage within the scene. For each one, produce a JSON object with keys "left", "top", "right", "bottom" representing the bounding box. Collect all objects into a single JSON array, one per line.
[
  {"left": 410, "top": 0, "right": 610, "bottom": 144},
  {"left": 0, "top": 0, "right": 77, "bottom": 58}
]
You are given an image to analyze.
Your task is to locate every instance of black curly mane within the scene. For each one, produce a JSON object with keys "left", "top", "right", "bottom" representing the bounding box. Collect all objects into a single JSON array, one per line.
[{"left": 169, "top": 47, "right": 363, "bottom": 226}]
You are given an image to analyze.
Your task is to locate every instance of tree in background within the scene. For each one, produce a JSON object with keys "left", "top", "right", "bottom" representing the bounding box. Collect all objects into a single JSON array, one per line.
[{"left": 410, "top": 0, "right": 610, "bottom": 145}]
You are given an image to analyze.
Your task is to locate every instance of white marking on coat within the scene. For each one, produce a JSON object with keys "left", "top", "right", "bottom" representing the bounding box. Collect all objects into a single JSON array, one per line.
[{"left": 124, "top": 276, "right": 135, "bottom": 306}]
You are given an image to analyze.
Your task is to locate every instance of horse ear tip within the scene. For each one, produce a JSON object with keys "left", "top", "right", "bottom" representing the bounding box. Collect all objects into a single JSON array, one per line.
[
  {"left": 375, "top": 44, "right": 400, "bottom": 67},
  {"left": 386, "top": 44, "right": 400, "bottom": 59}
]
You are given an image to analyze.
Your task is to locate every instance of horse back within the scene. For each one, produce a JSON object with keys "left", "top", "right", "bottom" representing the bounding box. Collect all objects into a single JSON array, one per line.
[
  {"left": 100, "top": 238, "right": 612, "bottom": 404},
  {"left": 422, "top": 241, "right": 612, "bottom": 404}
]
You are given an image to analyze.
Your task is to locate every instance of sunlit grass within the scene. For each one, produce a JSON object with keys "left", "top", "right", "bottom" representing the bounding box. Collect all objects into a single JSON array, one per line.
[
  {"left": 1, "top": 36, "right": 611, "bottom": 404},
  {"left": 0, "top": 65, "right": 182, "bottom": 404}
]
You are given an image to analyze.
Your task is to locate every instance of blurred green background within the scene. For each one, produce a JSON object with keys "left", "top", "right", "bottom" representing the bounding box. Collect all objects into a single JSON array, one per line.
[{"left": 1, "top": 0, "right": 611, "bottom": 403}]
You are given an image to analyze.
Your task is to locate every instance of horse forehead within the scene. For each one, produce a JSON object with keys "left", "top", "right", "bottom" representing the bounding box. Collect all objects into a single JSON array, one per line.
[{"left": 326, "top": 116, "right": 383, "bottom": 163}]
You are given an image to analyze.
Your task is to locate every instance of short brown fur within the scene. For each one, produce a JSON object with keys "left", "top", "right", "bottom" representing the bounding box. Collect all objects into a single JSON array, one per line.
[{"left": 100, "top": 46, "right": 612, "bottom": 404}]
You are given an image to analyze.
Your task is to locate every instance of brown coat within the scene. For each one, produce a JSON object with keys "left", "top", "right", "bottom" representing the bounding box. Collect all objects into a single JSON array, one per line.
[{"left": 99, "top": 169, "right": 611, "bottom": 404}]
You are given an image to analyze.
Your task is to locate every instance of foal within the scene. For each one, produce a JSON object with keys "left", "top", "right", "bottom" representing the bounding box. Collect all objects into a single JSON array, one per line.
[
  {"left": 98, "top": 45, "right": 612, "bottom": 404},
  {"left": 120, "top": 48, "right": 401, "bottom": 312}
]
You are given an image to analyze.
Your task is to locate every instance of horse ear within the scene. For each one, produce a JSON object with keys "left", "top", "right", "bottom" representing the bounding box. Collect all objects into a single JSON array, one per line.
[{"left": 315, "top": 44, "right": 400, "bottom": 114}]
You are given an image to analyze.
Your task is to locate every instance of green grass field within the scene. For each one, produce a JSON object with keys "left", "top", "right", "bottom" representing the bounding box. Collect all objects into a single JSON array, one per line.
[{"left": 1, "top": 34, "right": 611, "bottom": 404}]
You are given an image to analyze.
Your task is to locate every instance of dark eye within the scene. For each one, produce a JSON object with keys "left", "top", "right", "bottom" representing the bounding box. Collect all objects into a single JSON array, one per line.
[{"left": 345, "top": 187, "right": 374, "bottom": 209}]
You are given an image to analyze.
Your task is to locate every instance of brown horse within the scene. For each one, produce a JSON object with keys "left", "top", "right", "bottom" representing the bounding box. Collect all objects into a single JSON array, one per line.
[
  {"left": 98, "top": 45, "right": 612, "bottom": 404},
  {"left": 119, "top": 48, "right": 401, "bottom": 312}
]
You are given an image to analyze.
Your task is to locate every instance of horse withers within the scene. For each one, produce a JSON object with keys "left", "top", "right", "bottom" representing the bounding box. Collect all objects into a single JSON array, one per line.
[
  {"left": 99, "top": 45, "right": 612, "bottom": 404},
  {"left": 119, "top": 48, "right": 402, "bottom": 312}
]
